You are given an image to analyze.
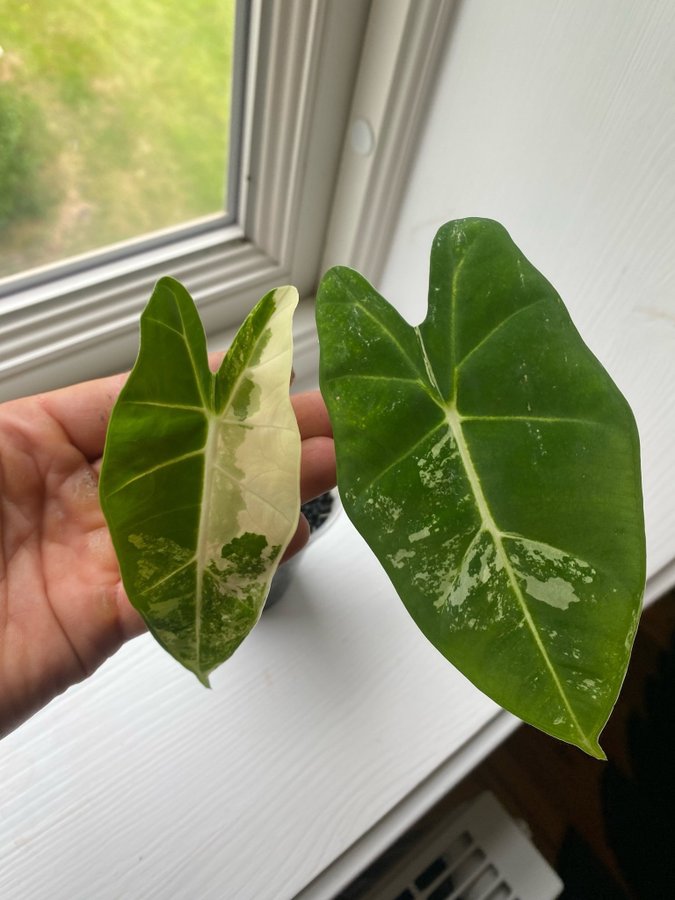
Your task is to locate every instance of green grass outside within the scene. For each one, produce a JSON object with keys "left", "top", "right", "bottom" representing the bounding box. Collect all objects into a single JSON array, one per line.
[{"left": 0, "top": 0, "right": 236, "bottom": 278}]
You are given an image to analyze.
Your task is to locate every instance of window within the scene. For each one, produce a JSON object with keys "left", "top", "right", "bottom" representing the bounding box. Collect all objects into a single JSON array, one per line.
[
  {"left": 0, "top": 0, "right": 454, "bottom": 400},
  {"left": 0, "top": 0, "right": 239, "bottom": 280},
  {"left": 0, "top": 0, "right": 373, "bottom": 398}
]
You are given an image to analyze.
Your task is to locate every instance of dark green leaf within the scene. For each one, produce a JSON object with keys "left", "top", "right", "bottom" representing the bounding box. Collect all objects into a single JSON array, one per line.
[
  {"left": 100, "top": 277, "right": 300, "bottom": 685},
  {"left": 316, "top": 218, "right": 645, "bottom": 757}
]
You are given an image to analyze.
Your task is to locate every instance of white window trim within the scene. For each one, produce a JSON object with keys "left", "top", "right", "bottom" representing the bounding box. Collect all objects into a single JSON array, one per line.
[
  {"left": 294, "top": 0, "right": 458, "bottom": 392},
  {"left": 0, "top": 0, "right": 456, "bottom": 401},
  {"left": 321, "top": 0, "right": 458, "bottom": 284}
]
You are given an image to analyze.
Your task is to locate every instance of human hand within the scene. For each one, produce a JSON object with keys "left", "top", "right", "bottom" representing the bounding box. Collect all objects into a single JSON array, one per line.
[{"left": 0, "top": 375, "right": 335, "bottom": 738}]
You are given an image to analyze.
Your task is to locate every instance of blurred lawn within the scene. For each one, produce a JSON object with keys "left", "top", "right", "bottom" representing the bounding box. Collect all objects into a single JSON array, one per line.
[{"left": 0, "top": 0, "right": 236, "bottom": 278}]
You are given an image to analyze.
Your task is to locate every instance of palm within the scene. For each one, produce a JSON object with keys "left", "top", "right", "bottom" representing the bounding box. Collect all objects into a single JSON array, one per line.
[
  {"left": 0, "top": 374, "right": 142, "bottom": 736},
  {"left": 0, "top": 376, "right": 334, "bottom": 737}
]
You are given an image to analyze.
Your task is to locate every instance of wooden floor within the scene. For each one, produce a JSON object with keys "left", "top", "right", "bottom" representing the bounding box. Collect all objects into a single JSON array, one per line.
[{"left": 340, "top": 588, "right": 675, "bottom": 899}]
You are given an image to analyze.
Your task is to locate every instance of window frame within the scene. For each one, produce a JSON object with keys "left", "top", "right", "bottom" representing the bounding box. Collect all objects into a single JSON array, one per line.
[
  {"left": 0, "top": 0, "right": 456, "bottom": 400},
  {"left": 0, "top": 0, "right": 250, "bottom": 299},
  {"left": 0, "top": 0, "right": 371, "bottom": 398}
]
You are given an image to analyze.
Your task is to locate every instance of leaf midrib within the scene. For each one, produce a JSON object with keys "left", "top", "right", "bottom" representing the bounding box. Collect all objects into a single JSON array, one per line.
[
  {"left": 345, "top": 377, "right": 604, "bottom": 500},
  {"left": 337, "top": 324, "right": 603, "bottom": 748},
  {"left": 444, "top": 404, "right": 596, "bottom": 752},
  {"left": 413, "top": 284, "right": 598, "bottom": 751},
  {"left": 190, "top": 292, "right": 281, "bottom": 681},
  {"left": 195, "top": 414, "right": 220, "bottom": 681}
]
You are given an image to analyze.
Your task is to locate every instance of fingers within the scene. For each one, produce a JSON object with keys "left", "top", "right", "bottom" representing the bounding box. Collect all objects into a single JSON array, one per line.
[
  {"left": 282, "top": 421, "right": 336, "bottom": 562},
  {"left": 291, "top": 391, "right": 333, "bottom": 441},
  {"left": 36, "top": 350, "right": 228, "bottom": 461},
  {"left": 38, "top": 371, "right": 332, "bottom": 464},
  {"left": 300, "top": 435, "right": 336, "bottom": 502},
  {"left": 294, "top": 392, "right": 335, "bottom": 498},
  {"left": 36, "top": 375, "right": 334, "bottom": 582},
  {"left": 37, "top": 372, "right": 128, "bottom": 461},
  {"left": 281, "top": 515, "right": 311, "bottom": 563}
]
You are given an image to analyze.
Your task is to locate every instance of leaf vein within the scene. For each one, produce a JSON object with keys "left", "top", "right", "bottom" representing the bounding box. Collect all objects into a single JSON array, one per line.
[
  {"left": 460, "top": 414, "right": 602, "bottom": 427},
  {"left": 414, "top": 327, "right": 443, "bottom": 398},
  {"left": 144, "top": 317, "right": 185, "bottom": 338},
  {"left": 139, "top": 556, "right": 197, "bottom": 596},
  {"left": 213, "top": 463, "right": 295, "bottom": 526},
  {"left": 218, "top": 419, "right": 298, "bottom": 433},
  {"left": 455, "top": 297, "right": 549, "bottom": 372},
  {"left": 358, "top": 421, "right": 447, "bottom": 498},
  {"left": 447, "top": 408, "right": 597, "bottom": 753},
  {"left": 352, "top": 300, "right": 425, "bottom": 382},
  {"left": 174, "top": 299, "right": 212, "bottom": 411},
  {"left": 449, "top": 241, "right": 472, "bottom": 400},
  {"left": 107, "top": 449, "right": 204, "bottom": 495},
  {"left": 123, "top": 400, "right": 206, "bottom": 413}
]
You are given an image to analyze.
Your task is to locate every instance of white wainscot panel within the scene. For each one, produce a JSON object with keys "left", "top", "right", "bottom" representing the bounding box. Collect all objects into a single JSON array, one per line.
[{"left": 0, "top": 514, "right": 501, "bottom": 900}]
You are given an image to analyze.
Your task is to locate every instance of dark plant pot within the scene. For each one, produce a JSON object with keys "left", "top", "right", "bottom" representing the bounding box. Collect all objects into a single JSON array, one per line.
[{"left": 265, "top": 489, "right": 341, "bottom": 609}]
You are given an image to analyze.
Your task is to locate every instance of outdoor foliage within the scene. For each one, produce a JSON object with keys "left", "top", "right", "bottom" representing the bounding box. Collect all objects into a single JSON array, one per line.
[
  {"left": 0, "top": 86, "right": 55, "bottom": 229},
  {"left": 0, "top": 0, "right": 235, "bottom": 277}
]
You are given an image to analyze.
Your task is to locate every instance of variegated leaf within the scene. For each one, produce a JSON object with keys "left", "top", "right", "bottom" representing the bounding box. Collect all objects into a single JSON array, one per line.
[
  {"left": 316, "top": 218, "right": 645, "bottom": 757},
  {"left": 100, "top": 278, "right": 300, "bottom": 684}
]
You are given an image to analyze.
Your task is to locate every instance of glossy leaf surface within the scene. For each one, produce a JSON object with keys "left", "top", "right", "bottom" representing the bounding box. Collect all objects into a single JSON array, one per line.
[
  {"left": 100, "top": 278, "right": 300, "bottom": 685},
  {"left": 317, "top": 218, "right": 645, "bottom": 756}
]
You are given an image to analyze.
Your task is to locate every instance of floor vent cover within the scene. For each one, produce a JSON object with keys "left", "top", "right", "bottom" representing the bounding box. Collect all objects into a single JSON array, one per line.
[{"left": 354, "top": 792, "right": 562, "bottom": 900}]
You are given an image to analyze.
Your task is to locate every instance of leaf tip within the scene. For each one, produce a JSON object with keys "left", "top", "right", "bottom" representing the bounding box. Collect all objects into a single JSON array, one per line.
[
  {"left": 273, "top": 284, "right": 299, "bottom": 310},
  {"left": 586, "top": 739, "right": 607, "bottom": 761},
  {"left": 195, "top": 670, "right": 212, "bottom": 689},
  {"left": 571, "top": 731, "right": 606, "bottom": 760}
]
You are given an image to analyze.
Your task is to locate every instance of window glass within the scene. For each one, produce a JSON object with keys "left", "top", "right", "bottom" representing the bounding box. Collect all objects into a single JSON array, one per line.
[{"left": 0, "top": 0, "right": 237, "bottom": 279}]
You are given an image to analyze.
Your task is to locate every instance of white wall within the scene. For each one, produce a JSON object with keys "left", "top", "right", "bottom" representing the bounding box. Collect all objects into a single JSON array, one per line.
[{"left": 379, "top": 0, "right": 675, "bottom": 584}]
